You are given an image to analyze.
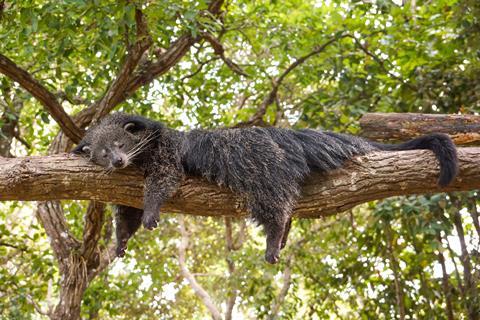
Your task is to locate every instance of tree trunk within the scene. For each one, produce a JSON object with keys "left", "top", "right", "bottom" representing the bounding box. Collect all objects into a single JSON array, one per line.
[{"left": 51, "top": 256, "right": 89, "bottom": 320}]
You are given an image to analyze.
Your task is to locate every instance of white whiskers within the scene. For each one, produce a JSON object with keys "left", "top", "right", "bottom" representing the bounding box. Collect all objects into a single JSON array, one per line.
[{"left": 125, "top": 130, "right": 160, "bottom": 164}]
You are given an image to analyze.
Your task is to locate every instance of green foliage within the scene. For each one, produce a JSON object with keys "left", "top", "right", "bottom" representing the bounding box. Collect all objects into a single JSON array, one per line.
[{"left": 1, "top": 0, "right": 479, "bottom": 319}]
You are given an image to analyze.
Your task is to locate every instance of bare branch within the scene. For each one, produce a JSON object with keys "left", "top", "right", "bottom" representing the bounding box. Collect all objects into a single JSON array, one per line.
[
  {"left": 56, "top": 91, "right": 91, "bottom": 106},
  {"left": 90, "top": 243, "right": 117, "bottom": 282},
  {"left": 9, "top": 282, "right": 51, "bottom": 317},
  {"left": 224, "top": 217, "right": 244, "bottom": 320},
  {"left": 24, "top": 293, "right": 51, "bottom": 317},
  {"left": 234, "top": 219, "right": 247, "bottom": 250},
  {"left": 0, "top": 241, "right": 28, "bottom": 251},
  {"left": 346, "top": 35, "right": 416, "bottom": 90},
  {"left": 0, "top": 54, "right": 83, "bottom": 142},
  {"left": 0, "top": 88, "right": 22, "bottom": 157},
  {"left": 178, "top": 215, "right": 222, "bottom": 320},
  {"left": 180, "top": 57, "right": 219, "bottom": 82}
]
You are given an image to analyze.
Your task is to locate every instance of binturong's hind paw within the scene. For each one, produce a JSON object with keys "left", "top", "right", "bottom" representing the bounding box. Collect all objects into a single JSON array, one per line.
[
  {"left": 116, "top": 246, "right": 126, "bottom": 258},
  {"left": 265, "top": 250, "right": 280, "bottom": 264},
  {"left": 116, "top": 241, "right": 127, "bottom": 258},
  {"left": 142, "top": 214, "right": 158, "bottom": 230}
]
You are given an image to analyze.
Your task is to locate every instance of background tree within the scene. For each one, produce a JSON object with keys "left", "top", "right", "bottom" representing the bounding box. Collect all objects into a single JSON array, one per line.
[{"left": 0, "top": 0, "right": 479, "bottom": 319}]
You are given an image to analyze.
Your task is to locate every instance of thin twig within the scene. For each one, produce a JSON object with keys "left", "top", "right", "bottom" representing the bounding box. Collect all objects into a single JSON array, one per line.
[
  {"left": 240, "top": 33, "right": 351, "bottom": 126},
  {"left": 180, "top": 57, "right": 219, "bottom": 82},
  {"left": 178, "top": 215, "right": 222, "bottom": 320},
  {"left": 202, "top": 32, "right": 249, "bottom": 77},
  {"left": 346, "top": 35, "right": 416, "bottom": 90},
  {"left": 267, "top": 256, "right": 293, "bottom": 320},
  {"left": 0, "top": 241, "right": 28, "bottom": 251},
  {"left": 56, "top": 90, "right": 91, "bottom": 106}
]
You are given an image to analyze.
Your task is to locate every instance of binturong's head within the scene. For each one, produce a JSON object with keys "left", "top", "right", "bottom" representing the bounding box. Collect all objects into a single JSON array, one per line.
[{"left": 72, "top": 113, "right": 163, "bottom": 170}]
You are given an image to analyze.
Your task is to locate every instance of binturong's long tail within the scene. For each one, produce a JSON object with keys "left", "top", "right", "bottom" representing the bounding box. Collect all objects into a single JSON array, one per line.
[{"left": 372, "top": 133, "right": 458, "bottom": 187}]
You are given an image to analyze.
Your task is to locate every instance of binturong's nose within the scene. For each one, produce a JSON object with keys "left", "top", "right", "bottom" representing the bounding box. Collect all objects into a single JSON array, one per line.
[{"left": 112, "top": 155, "right": 124, "bottom": 168}]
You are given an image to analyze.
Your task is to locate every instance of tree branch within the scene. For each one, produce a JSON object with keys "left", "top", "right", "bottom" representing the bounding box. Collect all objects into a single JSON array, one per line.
[
  {"left": 80, "top": 201, "right": 105, "bottom": 262},
  {"left": 91, "top": 7, "right": 153, "bottom": 122},
  {"left": 360, "top": 113, "right": 480, "bottom": 145},
  {"left": 179, "top": 57, "right": 219, "bottom": 82},
  {"left": 90, "top": 242, "right": 117, "bottom": 282},
  {"left": 36, "top": 201, "right": 80, "bottom": 262},
  {"left": 0, "top": 54, "right": 83, "bottom": 143},
  {"left": 224, "top": 217, "right": 245, "bottom": 320},
  {"left": 241, "top": 34, "right": 350, "bottom": 126},
  {"left": 55, "top": 90, "right": 91, "bottom": 106},
  {"left": 76, "top": 0, "right": 225, "bottom": 127},
  {"left": 346, "top": 35, "right": 415, "bottom": 89},
  {"left": 177, "top": 215, "right": 222, "bottom": 320},
  {"left": 0, "top": 148, "right": 478, "bottom": 218},
  {"left": 267, "top": 256, "right": 292, "bottom": 320},
  {"left": 202, "top": 32, "right": 248, "bottom": 77}
]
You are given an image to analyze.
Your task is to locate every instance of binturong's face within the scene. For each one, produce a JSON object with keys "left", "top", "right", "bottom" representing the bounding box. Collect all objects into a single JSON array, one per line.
[{"left": 72, "top": 113, "right": 160, "bottom": 171}]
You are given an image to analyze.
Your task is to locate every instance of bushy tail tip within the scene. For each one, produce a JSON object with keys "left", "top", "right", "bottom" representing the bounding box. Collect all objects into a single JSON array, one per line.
[{"left": 374, "top": 133, "right": 458, "bottom": 187}]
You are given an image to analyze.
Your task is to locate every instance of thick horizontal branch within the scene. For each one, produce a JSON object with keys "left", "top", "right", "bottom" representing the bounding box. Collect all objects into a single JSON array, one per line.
[
  {"left": 0, "top": 54, "right": 83, "bottom": 143},
  {"left": 0, "top": 148, "right": 479, "bottom": 218},
  {"left": 360, "top": 113, "right": 480, "bottom": 145}
]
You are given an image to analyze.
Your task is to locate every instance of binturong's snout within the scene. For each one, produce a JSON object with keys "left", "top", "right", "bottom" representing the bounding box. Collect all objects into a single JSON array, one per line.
[{"left": 111, "top": 152, "right": 127, "bottom": 168}]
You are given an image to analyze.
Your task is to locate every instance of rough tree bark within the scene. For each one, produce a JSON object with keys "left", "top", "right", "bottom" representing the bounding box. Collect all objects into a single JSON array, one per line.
[
  {"left": 0, "top": 147, "right": 479, "bottom": 218},
  {"left": 360, "top": 113, "right": 480, "bottom": 145}
]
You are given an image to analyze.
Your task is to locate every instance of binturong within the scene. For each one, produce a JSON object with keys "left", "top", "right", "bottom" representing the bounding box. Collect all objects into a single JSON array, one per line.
[{"left": 73, "top": 113, "right": 459, "bottom": 264}]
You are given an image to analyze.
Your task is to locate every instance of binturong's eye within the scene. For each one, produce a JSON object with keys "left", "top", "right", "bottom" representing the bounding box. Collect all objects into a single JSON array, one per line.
[
  {"left": 124, "top": 122, "right": 136, "bottom": 133},
  {"left": 72, "top": 143, "right": 91, "bottom": 155}
]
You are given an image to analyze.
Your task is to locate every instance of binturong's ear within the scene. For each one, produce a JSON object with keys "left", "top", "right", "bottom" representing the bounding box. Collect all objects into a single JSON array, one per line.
[
  {"left": 123, "top": 117, "right": 148, "bottom": 134},
  {"left": 71, "top": 142, "right": 91, "bottom": 155},
  {"left": 122, "top": 116, "right": 163, "bottom": 134},
  {"left": 123, "top": 121, "right": 145, "bottom": 134}
]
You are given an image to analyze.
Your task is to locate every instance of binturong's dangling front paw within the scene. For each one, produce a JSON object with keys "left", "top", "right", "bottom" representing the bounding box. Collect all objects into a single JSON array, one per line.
[
  {"left": 265, "top": 248, "right": 280, "bottom": 264},
  {"left": 142, "top": 212, "right": 158, "bottom": 230},
  {"left": 116, "top": 240, "right": 127, "bottom": 258}
]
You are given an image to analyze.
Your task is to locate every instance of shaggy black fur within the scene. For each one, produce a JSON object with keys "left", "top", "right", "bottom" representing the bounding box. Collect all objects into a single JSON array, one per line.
[{"left": 73, "top": 113, "right": 458, "bottom": 264}]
